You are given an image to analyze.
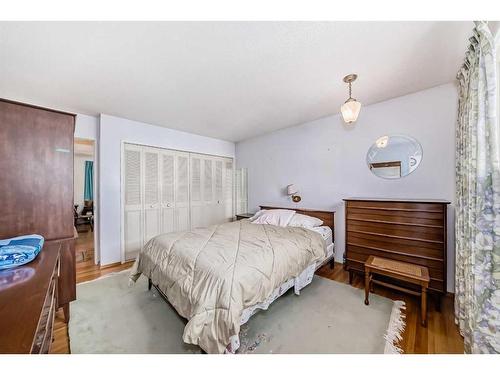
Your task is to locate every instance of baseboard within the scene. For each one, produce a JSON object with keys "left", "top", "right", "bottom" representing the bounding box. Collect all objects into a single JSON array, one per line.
[{"left": 99, "top": 260, "right": 134, "bottom": 270}]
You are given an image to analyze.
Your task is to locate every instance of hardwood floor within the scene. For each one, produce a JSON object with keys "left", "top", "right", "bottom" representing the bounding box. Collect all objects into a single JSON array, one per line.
[
  {"left": 50, "top": 229, "right": 133, "bottom": 354},
  {"left": 316, "top": 264, "right": 464, "bottom": 354},
  {"left": 50, "top": 234, "right": 464, "bottom": 354}
]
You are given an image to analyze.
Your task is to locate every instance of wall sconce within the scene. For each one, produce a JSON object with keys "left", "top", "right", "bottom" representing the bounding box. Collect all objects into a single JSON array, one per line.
[{"left": 287, "top": 184, "right": 301, "bottom": 203}]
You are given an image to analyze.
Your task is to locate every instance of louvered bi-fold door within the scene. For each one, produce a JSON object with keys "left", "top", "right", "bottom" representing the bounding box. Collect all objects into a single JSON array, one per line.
[
  {"left": 123, "top": 144, "right": 233, "bottom": 260},
  {"left": 143, "top": 148, "right": 161, "bottom": 243},
  {"left": 213, "top": 158, "right": 225, "bottom": 224},
  {"left": 203, "top": 157, "right": 215, "bottom": 226},
  {"left": 160, "top": 150, "right": 175, "bottom": 234},
  {"left": 124, "top": 144, "right": 143, "bottom": 261},
  {"left": 224, "top": 159, "right": 234, "bottom": 221},
  {"left": 190, "top": 154, "right": 204, "bottom": 228},
  {"left": 175, "top": 152, "right": 190, "bottom": 231},
  {"left": 235, "top": 168, "right": 248, "bottom": 215}
]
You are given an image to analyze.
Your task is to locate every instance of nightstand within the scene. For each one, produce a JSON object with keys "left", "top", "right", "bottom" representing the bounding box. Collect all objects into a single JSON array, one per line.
[{"left": 235, "top": 213, "right": 254, "bottom": 221}]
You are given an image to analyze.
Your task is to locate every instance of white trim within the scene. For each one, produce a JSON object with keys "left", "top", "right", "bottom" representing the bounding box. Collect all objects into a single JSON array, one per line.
[
  {"left": 73, "top": 136, "right": 100, "bottom": 265},
  {"left": 94, "top": 127, "right": 100, "bottom": 265},
  {"left": 120, "top": 140, "right": 126, "bottom": 264}
]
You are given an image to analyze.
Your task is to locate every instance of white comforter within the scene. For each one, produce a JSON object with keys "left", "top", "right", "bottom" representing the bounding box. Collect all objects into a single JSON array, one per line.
[{"left": 130, "top": 219, "right": 326, "bottom": 353}]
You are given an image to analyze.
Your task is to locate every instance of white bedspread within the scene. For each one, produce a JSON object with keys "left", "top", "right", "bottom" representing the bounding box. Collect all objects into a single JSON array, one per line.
[{"left": 130, "top": 220, "right": 326, "bottom": 353}]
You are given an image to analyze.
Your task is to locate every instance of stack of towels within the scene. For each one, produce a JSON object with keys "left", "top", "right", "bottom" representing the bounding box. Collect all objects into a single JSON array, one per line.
[{"left": 0, "top": 234, "right": 44, "bottom": 270}]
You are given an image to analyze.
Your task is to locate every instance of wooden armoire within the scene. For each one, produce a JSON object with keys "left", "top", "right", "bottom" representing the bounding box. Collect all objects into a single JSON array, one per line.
[{"left": 0, "top": 98, "right": 76, "bottom": 322}]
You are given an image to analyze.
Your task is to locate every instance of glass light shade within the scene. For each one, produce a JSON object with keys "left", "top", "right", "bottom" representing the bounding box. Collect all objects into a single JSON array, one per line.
[{"left": 341, "top": 99, "right": 361, "bottom": 123}]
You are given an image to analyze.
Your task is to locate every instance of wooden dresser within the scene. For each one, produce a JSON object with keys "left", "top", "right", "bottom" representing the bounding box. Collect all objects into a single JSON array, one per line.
[
  {"left": 344, "top": 198, "right": 449, "bottom": 301},
  {"left": 0, "top": 242, "right": 61, "bottom": 353},
  {"left": 0, "top": 99, "right": 76, "bottom": 323}
]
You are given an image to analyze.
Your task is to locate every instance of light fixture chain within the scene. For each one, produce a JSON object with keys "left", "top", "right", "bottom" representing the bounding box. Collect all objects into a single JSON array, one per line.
[{"left": 349, "top": 82, "right": 352, "bottom": 99}]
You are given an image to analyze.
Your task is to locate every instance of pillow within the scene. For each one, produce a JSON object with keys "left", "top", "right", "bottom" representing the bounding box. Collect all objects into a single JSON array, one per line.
[
  {"left": 251, "top": 209, "right": 296, "bottom": 227},
  {"left": 288, "top": 213, "right": 323, "bottom": 229},
  {"left": 248, "top": 209, "right": 266, "bottom": 222}
]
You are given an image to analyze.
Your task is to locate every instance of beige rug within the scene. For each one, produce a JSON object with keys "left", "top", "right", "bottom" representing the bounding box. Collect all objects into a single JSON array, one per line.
[{"left": 68, "top": 271, "right": 405, "bottom": 354}]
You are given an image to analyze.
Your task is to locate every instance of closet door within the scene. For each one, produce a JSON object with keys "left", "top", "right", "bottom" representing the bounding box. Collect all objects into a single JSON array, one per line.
[
  {"left": 235, "top": 168, "right": 248, "bottom": 215},
  {"left": 224, "top": 159, "right": 234, "bottom": 221},
  {"left": 175, "top": 152, "right": 190, "bottom": 231},
  {"left": 124, "top": 144, "right": 143, "bottom": 260},
  {"left": 160, "top": 151, "right": 175, "bottom": 234},
  {"left": 203, "top": 157, "right": 215, "bottom": 226},
  {"left": 213, "top": 158, "right": 225, "bottom": 224},
  {"left": 190, "top": 154, "right": 204, "bottom": 229},
  {"left": 143, "top": 147, "right": 161, "bottom": 243}
]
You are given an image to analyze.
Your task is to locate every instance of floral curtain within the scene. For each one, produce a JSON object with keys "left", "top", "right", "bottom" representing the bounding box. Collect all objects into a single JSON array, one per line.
[{"left": 455, "top": 21, "right": 500, "bottom": 354}]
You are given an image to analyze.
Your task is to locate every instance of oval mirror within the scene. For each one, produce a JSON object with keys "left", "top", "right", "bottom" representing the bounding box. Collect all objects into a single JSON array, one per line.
[{"left": 366, "top": 135, "right": 423, "bottom": 179}]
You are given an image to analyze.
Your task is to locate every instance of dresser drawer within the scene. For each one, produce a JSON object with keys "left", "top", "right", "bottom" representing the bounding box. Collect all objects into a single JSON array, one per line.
[
  {"left": 346, "top": 207, "right": 445, "bottom": 227},
  {"left": 31, "top": 257, "right": 59, "bottom": 354},
  {"left": 346, "top": 200, "right": 445, "bottom": 213},
  {"left": 346, "top": 231, "right": 445, "bottom": 261},
  {"left": 347, "top": 245, "right": 445, "bottom": 271},
  {"left": 347, "top": 218, "right": 445, "bottom": 243}
]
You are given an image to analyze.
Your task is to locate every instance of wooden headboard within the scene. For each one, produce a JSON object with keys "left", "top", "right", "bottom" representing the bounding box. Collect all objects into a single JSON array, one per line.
[{"left": 259, "top": 206, "right": 335, "bottom": 231}]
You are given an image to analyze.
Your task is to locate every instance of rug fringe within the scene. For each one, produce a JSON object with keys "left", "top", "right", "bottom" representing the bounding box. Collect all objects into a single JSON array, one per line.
[{"left": 384, "top": 300, "right": 406, "bottom": 354}]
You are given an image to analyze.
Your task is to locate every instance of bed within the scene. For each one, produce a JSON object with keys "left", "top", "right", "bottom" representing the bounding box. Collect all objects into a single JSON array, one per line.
[{"left": 130, "top": 206, "right": 335, "bottom": 354}]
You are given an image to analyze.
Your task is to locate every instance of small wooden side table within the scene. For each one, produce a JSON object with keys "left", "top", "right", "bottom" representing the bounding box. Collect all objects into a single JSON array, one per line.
[{"left": 364, "top": 256, "right": 430, "bottom": 327}]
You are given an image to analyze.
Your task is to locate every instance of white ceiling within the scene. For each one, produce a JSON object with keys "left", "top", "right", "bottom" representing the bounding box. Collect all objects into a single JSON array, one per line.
[{"left": 0, "top": 22, "right": 471, "bottom": 142}]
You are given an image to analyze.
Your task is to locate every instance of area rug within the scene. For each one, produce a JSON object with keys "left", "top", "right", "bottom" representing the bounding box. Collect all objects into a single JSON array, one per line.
[{"left": 68, "top": 270, "right": 405, "bottom": 354}]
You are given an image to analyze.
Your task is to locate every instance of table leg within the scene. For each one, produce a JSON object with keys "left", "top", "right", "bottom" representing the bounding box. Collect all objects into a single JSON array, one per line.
[
  {"left": 364, "top": 270, "right": 370, "bottom": 305},
  {"left": 421, "top": 286, "right": 427, "bottom": 327}
]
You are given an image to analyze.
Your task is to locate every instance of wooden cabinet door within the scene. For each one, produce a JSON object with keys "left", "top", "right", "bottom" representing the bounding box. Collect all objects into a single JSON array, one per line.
[{"left": 0, "top": 100, "right": 75, "bottom": 240}]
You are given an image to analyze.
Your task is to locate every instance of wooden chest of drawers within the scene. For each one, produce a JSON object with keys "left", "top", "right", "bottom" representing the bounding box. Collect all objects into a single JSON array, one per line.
[
  {"left": 344, "top": 198, "right": 449, "bottom": 297},
  {"left": 0, "top": 242, "right": 60, "bottom": 353}
]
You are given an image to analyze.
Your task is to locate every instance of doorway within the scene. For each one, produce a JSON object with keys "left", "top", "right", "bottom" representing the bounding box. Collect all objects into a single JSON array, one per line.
[{"left": 74, "top": 138, "right": 95, "bottom": 265}]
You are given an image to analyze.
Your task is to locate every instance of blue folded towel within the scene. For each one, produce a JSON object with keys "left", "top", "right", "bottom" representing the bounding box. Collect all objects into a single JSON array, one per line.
[{"left": 0, "top": 234, "right": 44, "bottom": 270}]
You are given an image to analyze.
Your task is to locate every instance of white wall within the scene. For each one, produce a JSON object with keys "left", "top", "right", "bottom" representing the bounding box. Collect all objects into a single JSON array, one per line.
[
  {"left": 99, "top": 114, "right": 236, "bottom": 265},
  {"left": 75, "top": 114, "right": 98, "bottom": 140},
  {"left": 74, "top": 154, "right": 93, "bottom": 209},
  {"left": 236, "top": 83, "right": 457, "bottom": 292}
]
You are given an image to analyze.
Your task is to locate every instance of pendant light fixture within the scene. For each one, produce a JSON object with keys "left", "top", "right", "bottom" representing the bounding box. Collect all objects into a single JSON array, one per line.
[{"left": 341, "top": 74, "right": 361, "bottom": 124}]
